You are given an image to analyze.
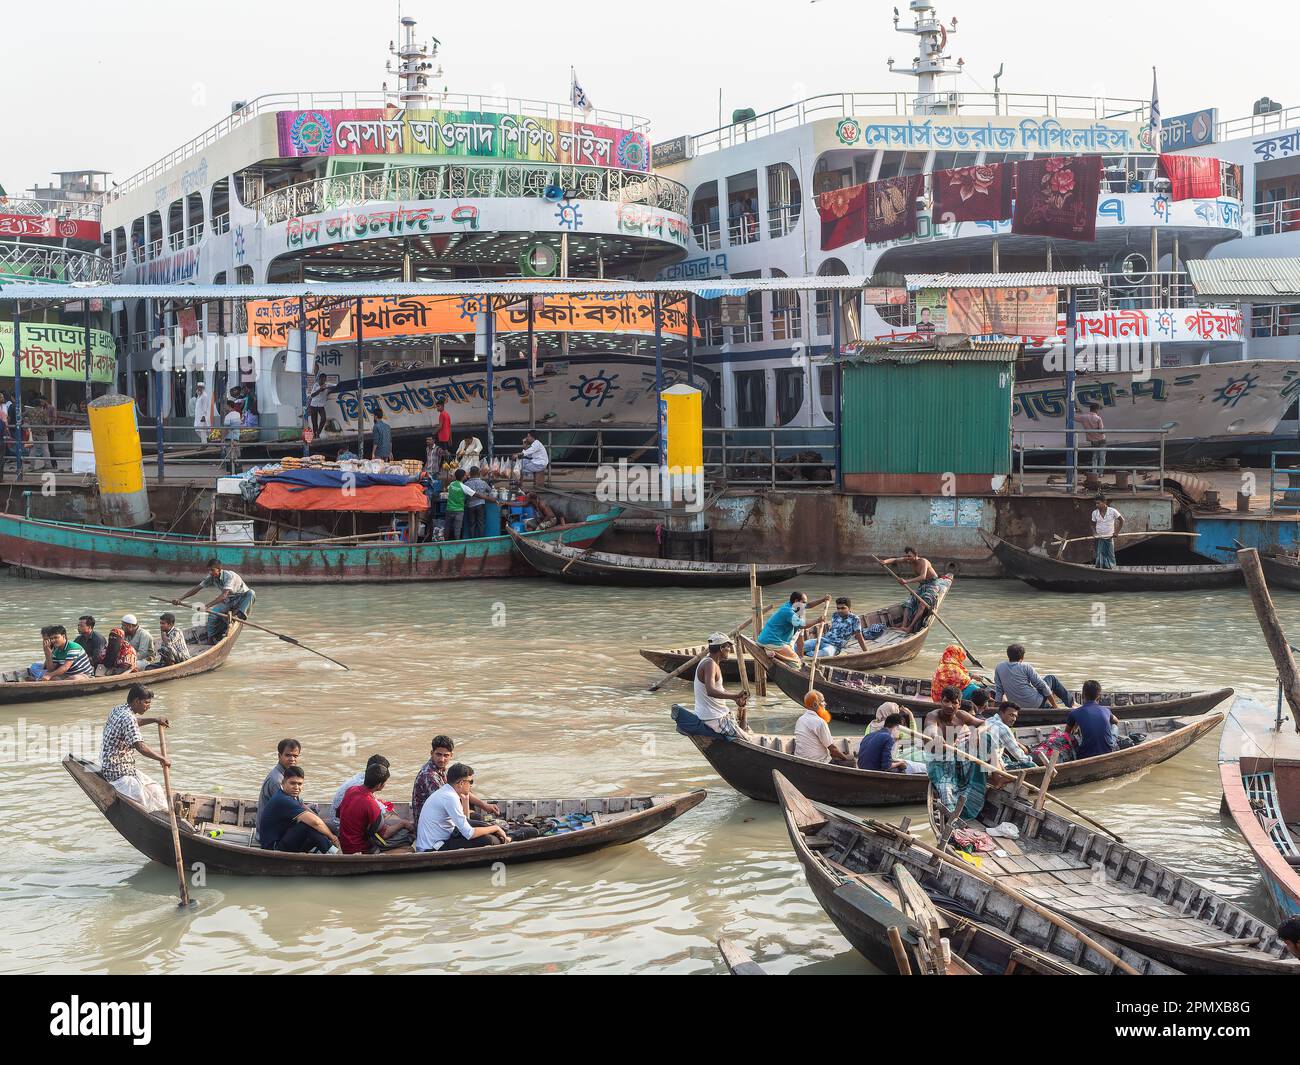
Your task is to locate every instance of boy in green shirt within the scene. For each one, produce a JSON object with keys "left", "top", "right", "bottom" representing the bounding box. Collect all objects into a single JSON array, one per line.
[{"left": 445, "top": 468, "right": 474, "bottom": 540}]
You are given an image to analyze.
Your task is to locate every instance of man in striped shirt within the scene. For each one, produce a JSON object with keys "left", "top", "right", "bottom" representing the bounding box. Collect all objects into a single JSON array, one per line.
[{"left": 40, "top": 624, "right": 95, "bottom": 681}]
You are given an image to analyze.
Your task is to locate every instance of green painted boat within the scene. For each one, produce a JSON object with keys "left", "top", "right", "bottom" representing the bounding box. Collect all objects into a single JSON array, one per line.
[{"left": 0, "top": 509, "right": 619, "bottom": 583}]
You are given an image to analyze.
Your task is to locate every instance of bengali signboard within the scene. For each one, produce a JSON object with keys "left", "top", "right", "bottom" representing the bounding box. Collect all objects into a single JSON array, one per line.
[
  {"left": 1161, "top": 108, "right": 1217, "bottom": 151},
  {"left": 946, "top": 287, "right": 1058, "bottom": 337},
  {"left": 277, "top": 108, "right": 650, "bottom": 171},
  {"left": 0, "top": 214, "right": 101, "bottom": 242},
  {"left": 0, "top": 322, "right": 116, "bottom": 383},
  {"left": 828, "top": 115, "right": 1137, "bottom": 154},
  {"left": 651, "top": 136, "right": 691, "bottom": 167},
  {"left": 248, "top": 293, "right": 697, "bottom": 348}
]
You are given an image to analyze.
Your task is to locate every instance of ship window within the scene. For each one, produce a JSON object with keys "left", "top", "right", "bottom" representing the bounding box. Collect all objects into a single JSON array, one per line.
[
  {"left": 733, "top": 369, "right": 767, "bottom": 428},
  {"left": 726, "top": 170, "right": 760, "bottom": 246},
  {"left": 819, "top": 366, "right": 835, "bottom": 421},
  {"left": 815, "top": 258, "right": 849, "bottom": 335},
  {"left": 774, "top": 367, "right": 804, "bottom": 426},
  {"left": 898, "top": 152, "right": 928, "bottom": 177},
  {"left": 932, "top": 152, "right": 980, "bottom": 172},
  {"left": 766, "top": 163, "right": 801, "bottom": 238}
]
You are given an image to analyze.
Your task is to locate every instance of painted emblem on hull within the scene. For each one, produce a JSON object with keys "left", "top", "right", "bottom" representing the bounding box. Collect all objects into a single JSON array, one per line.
[
  {"left": 569, "top": 370, "right": 620, "bottom": 407},
  {"left": 1212, "top": 373, "right": 1260, "bottom": 408},
  {"left": 289, "top": 111, "right": 333, "bottom": 154}
]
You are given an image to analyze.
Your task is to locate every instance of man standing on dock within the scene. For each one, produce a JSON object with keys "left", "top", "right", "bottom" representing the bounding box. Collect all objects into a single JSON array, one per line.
[
  {"left": 435, "top": 397, "right": 452, "bottom": 462},
  {"left": 1091, "top": 495, "right": 1124, "bottom": 569},
  {"left": 371, "top": 408, "right": 393, "bottom": 463},
  {"left": 1078, "top": 402, "right": 1106, "bottom": 475},
  {"left": 174, "top": 559, "right": 256, "bottom": 641}
]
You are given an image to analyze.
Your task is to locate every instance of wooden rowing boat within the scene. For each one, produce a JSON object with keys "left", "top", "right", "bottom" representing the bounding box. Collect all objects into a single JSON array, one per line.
[
  {"left": 773, "top": 771, "right": 1177, "bottom": 974},
  {"left": 507, "top": 527, "right": 813, "bottom": 588},
  {"left": 926, "top": 775, "right": 1298, "bottom": 975},
  {"left": 62, "top": 754, "right": 706, "bottom": 876},
  {"left": 1260, "top": 551, "right": 1300, "bottom": 592},
  {"left": 742, "top": 637, "right": 1233, "bottom": 727},
  {"left": 672, "top": 705, "right": 1221, "bottom": 805},
  {"left": 0, "top": 622, "right": 243, "bottom": 705},
  {"left": 1218, "top": 695, "right": 1300, "bottom": 922},
  {"left": 0, "top": 509, "right": 618, "bottom": 583},
  {"left": 983, "top": 531, "right": 1241, "bottom": 593},
  {"left": 640, "top": 576, "right": 953, "bottom": 682}
]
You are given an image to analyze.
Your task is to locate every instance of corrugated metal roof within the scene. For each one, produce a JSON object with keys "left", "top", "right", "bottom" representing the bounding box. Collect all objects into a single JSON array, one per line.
[
  {"left": 904, "top": 270, "right": 1103, "bottom": 291},
  {"left": 844, "top": 338, "right": 1020, "bottom": 363},
  {"left": 0, "top": 276, "right": 875, "bottom": 304},
  {"left": 1185, "top": 258, "right": 1300, "bottom": 301}
]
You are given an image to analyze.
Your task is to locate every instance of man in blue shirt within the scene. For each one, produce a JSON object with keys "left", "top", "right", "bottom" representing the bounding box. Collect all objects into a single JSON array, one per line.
[
  {"left": 370, "top": 407, "right": 393, "bottom": 462},
  {"left": 804, "top": 596, "right": 869, "bottom": 659},
  {"left": 757, "top": 590, "right": 810, "bottom": 662},
  {"left": 257, "top": 764, "right": 340, "bottom": 853},
  {"left": 1065, "top": 679, "right": 1118, "bottom": 759},
  {"left": 857, "top": 712, "right": 921, "bottom": 773}
]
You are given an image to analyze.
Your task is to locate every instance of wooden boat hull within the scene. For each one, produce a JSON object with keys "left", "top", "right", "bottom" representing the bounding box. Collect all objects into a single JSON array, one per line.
[
  {"left": 1261, "top": 553, "right": 1300, "bottom": 592},
  {"left": 672, "top": 705, "right": 1221, "bottom": 806},
  {"left": 63, "top": 755, "right": 705, "bottom": 877},
  {"left": 746, "top": 640, "right": 1233, "bottom": 728},
  {"left": 983, "top": 532, "right": 1241, "bottom": 592},
  {"left": 640, "top": 576, "right": 952, "bottom": 681},
  {"left": 507, "top": 528, "right": 813, "bottom": 587},
  {"left": 1218, "top": 696, "right": 1300, "bottom": 923},
  {"left": 1, "top": 622, "right": 243, "bottom": 705},
  {"left": 0, "top": 510, "right": 617, "bottom": 583},
  {"left": 929, "top": 778, "right": 1298, "bottom": 975},
  {"left": 773, "top": 771, "right": 1177, "bottom": 975}
]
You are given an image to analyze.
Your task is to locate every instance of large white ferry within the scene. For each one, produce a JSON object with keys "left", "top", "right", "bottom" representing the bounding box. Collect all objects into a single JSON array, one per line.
[{"left": 14, "top": 3, "right": 1300, "bottom": 461}]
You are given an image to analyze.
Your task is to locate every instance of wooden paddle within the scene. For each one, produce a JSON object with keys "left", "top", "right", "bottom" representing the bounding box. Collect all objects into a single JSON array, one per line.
[
  {"left": 871, "top": 555, "right": 983, "bottom": 670},
  {"left": 156, "top": 723, "right": 192, "bottom": 910},
  {"left": 806, "top": 600, "right": 832, "bottom": 696},
  {"left": 749, "top": 566, "right": 767, "bottom": 697},
  {"left": 150, "top": 596, "right": 350, "bottom": 670},
  {"left": 1051, "top": 530, "right": 1201, "bottom": 559},
  {"left": 898, "top": 724, "right": 1124, "bottom": 842}
]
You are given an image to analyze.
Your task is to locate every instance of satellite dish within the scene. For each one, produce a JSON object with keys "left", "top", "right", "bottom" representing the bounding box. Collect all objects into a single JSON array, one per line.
[{"left": 542, "top": 185, "right": 566, "bottom": 203}]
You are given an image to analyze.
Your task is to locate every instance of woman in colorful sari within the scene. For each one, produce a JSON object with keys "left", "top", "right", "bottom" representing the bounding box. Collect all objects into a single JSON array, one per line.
[
  {"left": 930, "top": 645, "right": 983, "bottom": 703},
  {"left": 102, "top": 627, "right": 139, "bottom": 676}
]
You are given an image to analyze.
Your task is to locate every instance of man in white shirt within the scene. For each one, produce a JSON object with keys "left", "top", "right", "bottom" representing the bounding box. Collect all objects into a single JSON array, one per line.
[
  {"left": 693, "top": 632, "right": 749, "bottom": 735},
  {"left": 193, "top": 382, "right": 212, "bottom": 443},
  {"left": 517, "top": 431, "right": 549, "bottom": 484},
  {"left": 415, "top": 763, "right": 510, "bottom": 852},
  {"left": 1091, "top": 495, "right": 1124, "bottom": 569},
  {"left": 792, "top": 691, "right": 855, "bottom": 765}
]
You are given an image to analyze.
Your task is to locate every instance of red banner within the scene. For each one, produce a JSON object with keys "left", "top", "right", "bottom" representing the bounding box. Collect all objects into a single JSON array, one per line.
[{"left": 0, "top": 213, "right": 101, "bottom": 242}]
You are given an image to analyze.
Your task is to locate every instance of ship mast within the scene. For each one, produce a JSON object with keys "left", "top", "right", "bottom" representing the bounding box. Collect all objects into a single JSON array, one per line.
[
  {"left": 890, "top": 1, "right": 962, "bottom": 115},
  {"left": 386, "top": 14, "right": 442, "bottom": 109}
]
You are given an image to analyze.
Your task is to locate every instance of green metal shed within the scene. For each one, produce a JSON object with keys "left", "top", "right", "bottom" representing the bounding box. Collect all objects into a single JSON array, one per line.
[{"left": 839, "top": 340, "right": 1018, "bottom": 494}]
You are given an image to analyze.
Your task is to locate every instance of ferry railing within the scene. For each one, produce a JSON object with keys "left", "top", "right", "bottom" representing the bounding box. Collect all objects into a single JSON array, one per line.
[
  {"left": 729, "top": 314, "right": 764, "bottom": 344},
  {"left": 687, "top": 91, "right": 1147, "bottom": 156},
  {"left": 210, "top": 213, "right": 231, "bottom": 235},
  {"left": 771, "top": 307, "right": 803, "bottom": 341},
  {"left": 1250, "top": 305, "right": 1300, "bottom": 338},
  {"left": 1253, "top": 196, "right": 1300, "bottom": 236},
  {"left": 767, "top": 204, "right": 801, "bottom": 239},
  {"left": 0, "top": 195, "right": 102, "bottom": 222},
  {"left": 727, "top": 216, "right": 761, "bottom": 246},
  {"left": 0, "top": 241, "right": 112, "bottom": 284},
  {"left": 1218, "top": 106, "right": 1300, "bottom": 142},
  {"left": 102, "top": 92, "right": 650, "bottom": 204},
  {"left": 185, "top": 222, "right": 205, "bottom": 246},
  {"left": 250, "top": 162, "right": 689, "bottom": 225},
  {"left": 1012, "top": 428, "right": 1167, "bottom": 495},
  {"left": 691, "top": 221, "right": 721, "bottom": 250},
  {"left": 1269, "top": 451, "right": 1300, "bottom": 515}
]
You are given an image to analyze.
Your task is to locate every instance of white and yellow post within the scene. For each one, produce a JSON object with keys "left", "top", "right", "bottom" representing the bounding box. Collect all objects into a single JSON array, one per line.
[
  {"left": 662, "top": 383, "right": 704, "bottom": 530},
  {"left": 87, "top": 394, "right": 151, "bottom": 527}
]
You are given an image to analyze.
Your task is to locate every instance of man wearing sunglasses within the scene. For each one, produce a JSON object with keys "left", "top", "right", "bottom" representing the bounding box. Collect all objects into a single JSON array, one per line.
[{"left": 414, "top": 763, "right": 510, "bottom": 852}]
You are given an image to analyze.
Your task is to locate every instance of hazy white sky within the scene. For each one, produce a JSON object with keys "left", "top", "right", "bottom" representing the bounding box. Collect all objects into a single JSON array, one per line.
[{"left": 3, "top": 0, "right": 1297, "bottom": 194}]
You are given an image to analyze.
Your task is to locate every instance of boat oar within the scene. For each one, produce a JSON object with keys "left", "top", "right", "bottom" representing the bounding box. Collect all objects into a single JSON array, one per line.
[
  {"left": 156, "top": 723, "right": 194, "bottom": 910},
  {"left": 871, "top": 555, "right": 983, "bottom": 670},
  {"left": 898, "top": 724, "right": 1124, "bottom": 843},
  {"left": 149, "top": 596, "right": 350, "bottom": 670},
  {"left": 806, "top": 600, "right": 832, "bottom": 695}
]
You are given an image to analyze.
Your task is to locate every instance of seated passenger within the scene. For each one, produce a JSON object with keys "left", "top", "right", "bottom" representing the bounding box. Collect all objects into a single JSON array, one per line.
[
  {"left": 76, "top": 615, "right": 107, "bottom": 670},
  {"left": 415, "top": 763, "right": 510, "bottom": 852},
  {"left": 793, "top": 691, "right": 855, "bottom": 765},
  {"left": 152, "top": 612, "right": 192, "bottom": 668},
  {"left": 802, "top": 597, "right": 868, "bottom": 659},
  {"left": 1065, "top": 680, "right": 1119, "bottom": 759},
  {"left": 101, "top": 627, "right": 139, "bottom": 675},
  {"left": 982, "top": 701, "right": 1035, "bottom": 769},
  {"left": 993, "top": 643, "right": 1072, "bottom": 710},
  {"left": 930, "top": 645, "right": 983, "bottom": 703},
  {"left": 857, "top": 712, "right": 927, "bottom": 774},
  {"left": 331, "top": 754, "right": 394, "bottom": 820},
  {"left": 756, "top": 591, "right": 812, "bottom": 663},
  {"left": 337, "top": 760, "right": 415, "bottom": 854},
  {"left": 121, "top": 614, "right": 155, "bottom": 664},
  {"left": 257, "top": 765, "right": 340, "bottom": 853},
  {"left": 39, "top": 624, "right": 95, "bottom": 681},
  {"left": 260, "top": 738, "right": 301, "bottom": 808}
]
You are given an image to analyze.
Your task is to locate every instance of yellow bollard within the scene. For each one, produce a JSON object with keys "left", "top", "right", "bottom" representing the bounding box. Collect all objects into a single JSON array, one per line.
[{"left": 88, "top": 394, "right": 151, "bottom": 527}]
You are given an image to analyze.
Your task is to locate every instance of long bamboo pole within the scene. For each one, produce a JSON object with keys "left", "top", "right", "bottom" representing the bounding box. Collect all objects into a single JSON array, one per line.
[
  {"left": 806, "top": 600, "right": 832, "bottom": 695},
  {"left": 871, "top": 556, "right": 982, "bottom": 670},
  {"left": 156, "top": 724, "right": 192, "bottom": 909},
  {"left": 1238, "top": 547, "right": 1300, "bottom": 733}
]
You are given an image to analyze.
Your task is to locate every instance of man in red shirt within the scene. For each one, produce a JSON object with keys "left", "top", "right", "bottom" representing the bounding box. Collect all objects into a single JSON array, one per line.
[
  {"left": 337, "top": 760, "right": 414, "bottom": 854},
  {"left": 435, "top": 398, "right": 453, "bottom": 463}
]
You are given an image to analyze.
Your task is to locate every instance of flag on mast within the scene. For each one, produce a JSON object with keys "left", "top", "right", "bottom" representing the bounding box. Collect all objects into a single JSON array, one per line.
[
  {"left": 1150, "top": 66, "right": 1162, "bottom": 152},
  {"left": 571, "top": 68, "right": 593, "bottom": 115}
]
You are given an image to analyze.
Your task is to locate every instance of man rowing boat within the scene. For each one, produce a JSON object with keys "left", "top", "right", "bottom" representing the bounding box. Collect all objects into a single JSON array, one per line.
[
  {"left": 880, "top": 548, "right": 940, "bottom": 632},
  {"left": 173, "top": 558, "right": 256, "bottom": 641}
]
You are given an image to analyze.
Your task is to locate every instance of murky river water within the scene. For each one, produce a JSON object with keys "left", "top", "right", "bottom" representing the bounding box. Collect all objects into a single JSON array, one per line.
[{"left": 0, "top": 571, "right": 1292, "bottom": 974}]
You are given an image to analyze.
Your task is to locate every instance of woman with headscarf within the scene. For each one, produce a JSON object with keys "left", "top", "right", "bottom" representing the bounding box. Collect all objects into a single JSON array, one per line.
[
  {"left": 102, "top": 628, "right": 140, "bottom": 676},
  {"left": 930, "top": 645, "right": 983, "bottom": 703},
  {"left": 858, "top": 701, "right": 928, "bottom": 774}
]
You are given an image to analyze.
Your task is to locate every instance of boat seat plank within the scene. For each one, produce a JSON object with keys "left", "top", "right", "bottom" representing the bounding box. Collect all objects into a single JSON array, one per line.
[{"left": 1244, "top": 772, "right": 1300, "bottom": 857}]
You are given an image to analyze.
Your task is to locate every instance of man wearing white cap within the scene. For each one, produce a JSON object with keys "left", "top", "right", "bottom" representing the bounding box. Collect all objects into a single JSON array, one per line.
[
  {"left": 120, "top": 614, "right": 156, "bottom": 663},
  {"left": 693, "top": 632, "right": 749, "bottom": 736},
  {"left": 193, "top": 381, "right": 213, "bottom": 443}
]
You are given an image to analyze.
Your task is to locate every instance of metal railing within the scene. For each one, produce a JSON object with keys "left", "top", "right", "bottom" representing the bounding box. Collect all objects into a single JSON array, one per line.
[
  {"left": 691, "top": 221, "right": 721, "bottom": 249},
  {"left": 770, "top": 307, "right": 803, "bottom": 341},
  {"left": 1251, "top": 305, "right": 1300, "bottom": 338},
  {"left": 185, "top": 221, "right": 205, "bottom": 245},
  {"left": 1219, "top": 106, "right": 1300, "bottom": 141},
  {"left": 210, "top": 213, "right": 230, "bottom": 235},
  {"left": 103, "top": 91, "right": 651, "bottom": 204},
  {"left": 727, "top": 215, "right": 761, "bottom": 245},
  {"left": 1254, "top": 196, "right": 1300, "bottom": 236},
  {"left": 708, "top": 427, "right": 837, "bottom": 487},
  {"left": 1269, "top": 451, "right": 1300, "bottom": 515},
  {"left": 1013, "top": 428, "right": 1167, "bottom": 494},
  {"left": 250, "top": 161, "right": 689, "bottom": 225},
  {"left": 688, "top": 90, "right": 1147, "bottom": 156},
  {"left": 0, "top": 195, "right": 103, "bottom": 221},
  {"left": 729, "top": 315, "right": 764, "bottom": 343},
  {"left": 0, "top": 241, "right": 113, "bottom": 284},
  {"left": 767, "top": 204, "right": 801, "bottom": 239}
]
